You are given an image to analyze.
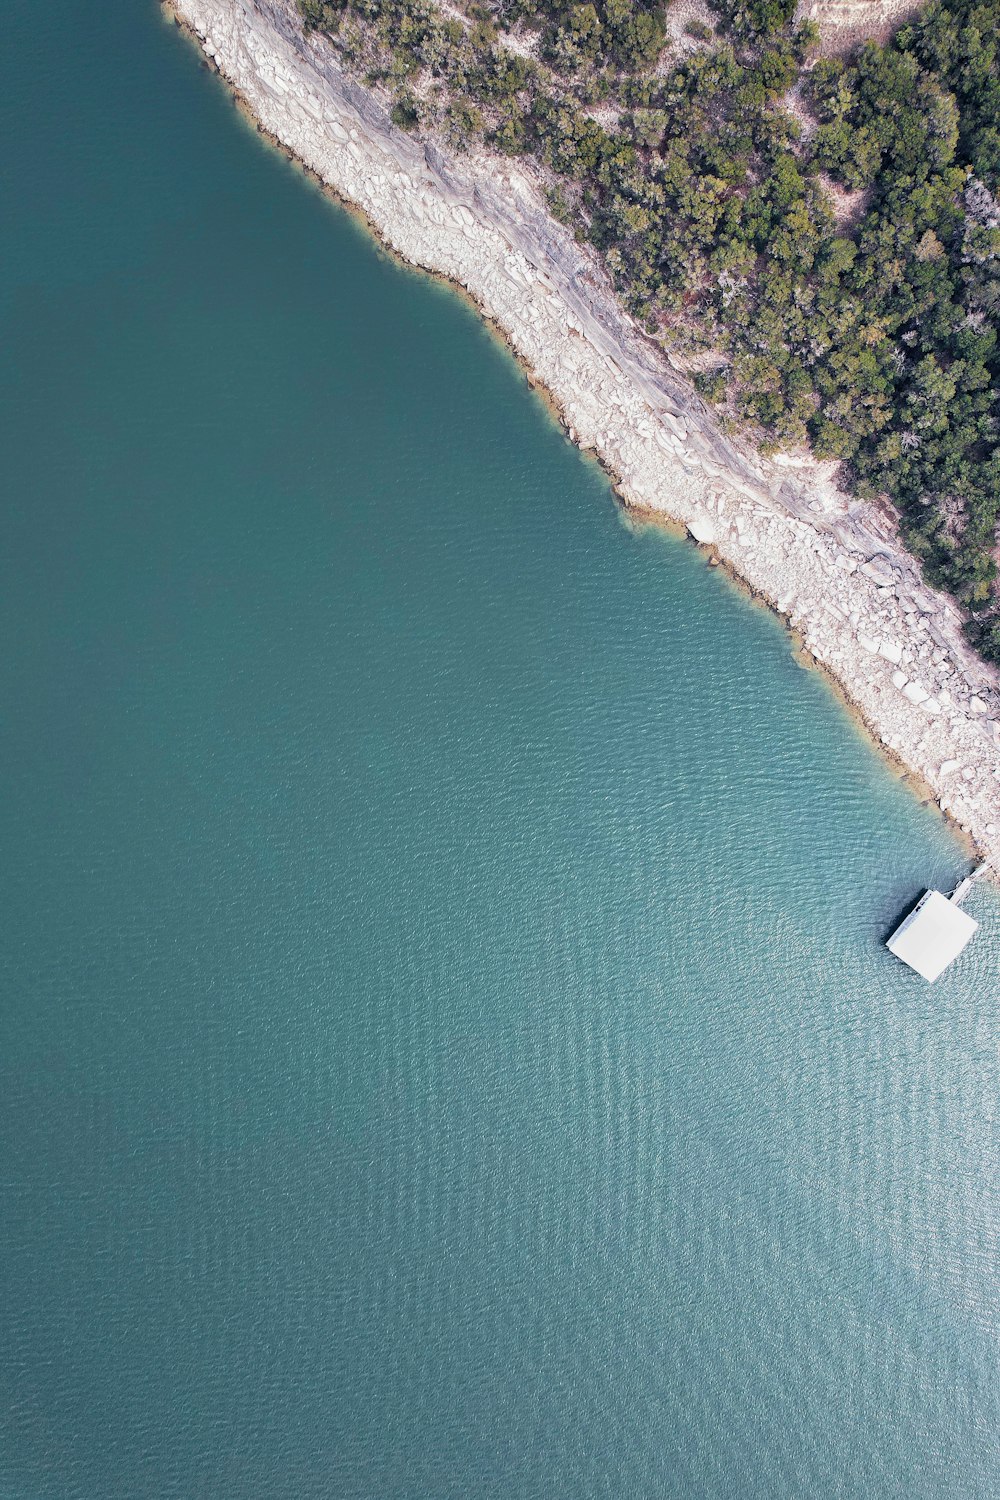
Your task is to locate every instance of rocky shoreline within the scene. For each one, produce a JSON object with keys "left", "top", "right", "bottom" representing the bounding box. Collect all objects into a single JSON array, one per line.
[{"left": 166, "top": 0, "right": 1000, "bottom": 869}]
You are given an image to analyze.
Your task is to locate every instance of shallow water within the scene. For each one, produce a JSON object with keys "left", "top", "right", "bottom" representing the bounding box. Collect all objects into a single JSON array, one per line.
[{"left": 1, "top": 3, "right": 998, "bottom": 1496}]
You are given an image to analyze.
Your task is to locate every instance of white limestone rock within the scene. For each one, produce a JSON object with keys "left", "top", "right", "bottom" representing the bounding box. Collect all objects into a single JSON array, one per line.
[{"left": 171, "top": 0, "right": 1000, "bottom": 872}]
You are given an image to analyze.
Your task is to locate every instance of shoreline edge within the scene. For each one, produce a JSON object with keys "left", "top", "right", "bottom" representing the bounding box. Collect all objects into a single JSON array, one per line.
[{"left": 164, "top": 0, "right": 1000, "bottom": 874}]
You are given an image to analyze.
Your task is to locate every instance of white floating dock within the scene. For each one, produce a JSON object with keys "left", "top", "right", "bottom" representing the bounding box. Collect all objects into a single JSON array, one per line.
[{"left": 886, "top": 889, "right": 979, "bottom": 982}]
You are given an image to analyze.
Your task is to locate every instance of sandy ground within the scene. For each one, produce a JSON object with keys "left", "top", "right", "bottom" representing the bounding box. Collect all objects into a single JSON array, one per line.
[{"left": 797, "top": 0, "right": 925, "bottom": 53}]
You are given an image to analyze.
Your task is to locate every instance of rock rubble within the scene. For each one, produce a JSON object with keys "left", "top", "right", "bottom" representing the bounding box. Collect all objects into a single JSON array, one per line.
[{"left": 168, "top": 0, "right": 1000, "bottom": 868}]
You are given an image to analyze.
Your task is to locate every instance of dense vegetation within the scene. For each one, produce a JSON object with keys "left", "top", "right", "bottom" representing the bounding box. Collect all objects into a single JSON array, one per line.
[{"left": 299, "top": 0, "right": 1000, "bottom": 661}]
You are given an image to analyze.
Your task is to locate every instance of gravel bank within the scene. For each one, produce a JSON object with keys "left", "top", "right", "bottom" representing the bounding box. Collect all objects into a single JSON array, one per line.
[{"left": 167, "top": 0, "right": 1000, "bottom": 869}]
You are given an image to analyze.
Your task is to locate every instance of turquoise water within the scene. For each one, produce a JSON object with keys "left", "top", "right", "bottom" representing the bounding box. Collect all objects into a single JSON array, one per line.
[{"left": 2, "top": 2, "right": 998, "bottom": 1495}]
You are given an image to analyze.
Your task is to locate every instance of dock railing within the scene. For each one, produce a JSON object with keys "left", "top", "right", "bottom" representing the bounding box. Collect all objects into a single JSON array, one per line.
[{"left": 949, "top": 862, "right": 991, "bottom": 906}]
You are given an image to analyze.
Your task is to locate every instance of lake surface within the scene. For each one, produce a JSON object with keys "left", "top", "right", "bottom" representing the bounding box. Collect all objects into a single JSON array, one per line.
[{"left": 1, "top": 3, "right": 998, "bottom": 1495}]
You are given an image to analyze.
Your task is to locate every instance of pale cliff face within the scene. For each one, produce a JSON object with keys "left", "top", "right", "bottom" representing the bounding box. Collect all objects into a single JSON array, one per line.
[{"left": 167, "top": 0, "right": 1000, "bottom": 869}]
